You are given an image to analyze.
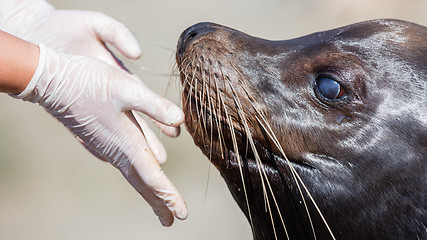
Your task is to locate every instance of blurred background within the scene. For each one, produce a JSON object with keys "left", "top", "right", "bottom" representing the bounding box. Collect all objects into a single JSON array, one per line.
[{"left": 0, "top": 0, "right": 425, "bottom": 239}]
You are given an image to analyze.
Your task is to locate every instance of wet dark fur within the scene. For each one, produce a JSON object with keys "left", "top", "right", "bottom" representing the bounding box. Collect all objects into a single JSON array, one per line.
[{"left": 176, "top": 19, "right": 427, "bottom": 240}]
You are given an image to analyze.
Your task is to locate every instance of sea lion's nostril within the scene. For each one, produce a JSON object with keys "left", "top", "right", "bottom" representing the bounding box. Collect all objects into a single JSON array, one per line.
[
  {"left": 188, "top": 30, "right": 197, "bottom": 39},
  {"left": 177, "top": 22, "right": 218, "bottom": 59}
]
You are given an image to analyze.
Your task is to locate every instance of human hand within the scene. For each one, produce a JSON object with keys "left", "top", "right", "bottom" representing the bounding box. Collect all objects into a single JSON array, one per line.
[
  {"left": 12, "top": 44, "right": 188, "bottom": 226},
  {"left": 0, "top": 0, "right": 141, "bottom": 67}
]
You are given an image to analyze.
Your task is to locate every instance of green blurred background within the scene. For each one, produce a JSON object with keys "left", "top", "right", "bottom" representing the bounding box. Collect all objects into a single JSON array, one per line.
[{"left": 0, "top": 0, "right": 425, "bottom": 239}]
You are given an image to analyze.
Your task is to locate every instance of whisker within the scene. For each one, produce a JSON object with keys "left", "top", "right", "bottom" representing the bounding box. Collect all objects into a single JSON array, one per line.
[
  {"left": 227, "top": 83, "right": 280, "bottom": 240},
  {"left": 212, "top": 59, "right": 228, "bottom": 160},
  {"left": 203, "top": 150, "right": 213, "bottom": 204},
  {"left": 251, "top": 102, "right": 335, "bottom": 240},
  {"left": 191, "top": 60, "right": 204, "bottom": 138},
  {"left": 140, "top": 69, "right": 178, "bottom": 77},
  {"left": 217, "top": 83, "right": 255, "bottom": 234},
  {"left": 177, "top": 57, "right": 192, "bottom": 103},
  {"left": 139, "top": 37, "right": 176, "bottom": 53},
  {"left": 247, "top": 98, "right": 315, "bottom": 239},
  {"left": 213, "top": 85, "right": 226, "bottom": 159},
  {"left": 200, "top": 65, "right": 209, "bottom": 139},
  {"left": 184, "top": 59, "right": 196, "bottom": 120},
  {"left": 203, "top": 67, "right": 216, "bottom": 202}
]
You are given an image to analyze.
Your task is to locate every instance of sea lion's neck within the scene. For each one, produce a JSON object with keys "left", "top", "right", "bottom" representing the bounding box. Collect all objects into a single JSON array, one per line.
[{"left": 221, "top": 161, "right": 331, "bottom": 240}]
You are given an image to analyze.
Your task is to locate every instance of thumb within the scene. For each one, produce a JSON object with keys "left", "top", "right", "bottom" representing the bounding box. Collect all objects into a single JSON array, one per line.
[{"left": 90, "top": 12, "right": 142, "bottom": 60}]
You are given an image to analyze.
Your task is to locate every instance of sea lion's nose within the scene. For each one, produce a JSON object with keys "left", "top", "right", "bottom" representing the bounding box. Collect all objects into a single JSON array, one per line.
[{"left": 177, "top": 22, "right": 217, "bottom": 59}]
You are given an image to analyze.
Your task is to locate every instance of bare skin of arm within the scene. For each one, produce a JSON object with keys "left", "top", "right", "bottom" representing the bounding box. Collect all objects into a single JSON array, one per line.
[{"left": 0, "top": 30, "right": 39, "bottom": 94}]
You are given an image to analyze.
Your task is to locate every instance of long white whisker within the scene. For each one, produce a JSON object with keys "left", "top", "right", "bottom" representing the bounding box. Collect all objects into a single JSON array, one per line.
[
  {"left": 251, "top": 101, "right": 335, "bottom": 240},
  {"left": 226, "top": 81, "right": 284, "bottom": 240},
  {"left": 217, "top": 84, "right": 255, "bottom": 234}
]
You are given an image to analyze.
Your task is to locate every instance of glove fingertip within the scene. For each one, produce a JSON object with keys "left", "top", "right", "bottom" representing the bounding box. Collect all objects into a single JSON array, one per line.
[
  {"left": 92, "top": 13, "right": 142, "bottom": 60},
  {"left": 110, "top": 23, "right": 142, "bottom": 60},
  {"left": 174, "top": 207, "right": 188, "bottom": 221},
  {"left": 165, "top": 194, "right": 188, "bottom": 221},
  {"left": 119, "top": 38, "right": 142, "bottom": 60},
  {"left": 157, "top": 154, "right": 167, "bottom": 166},
  {"left": 164, "top": 106, "right": 185, "bottom": 127},
  {"left": 153, "top": 120, "right": 181, "bottom": 138}
]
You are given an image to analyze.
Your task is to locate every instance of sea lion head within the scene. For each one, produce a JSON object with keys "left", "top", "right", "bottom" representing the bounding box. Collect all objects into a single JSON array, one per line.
[{"left": 176, "top": 19, "right": 426, "bottom": 240}]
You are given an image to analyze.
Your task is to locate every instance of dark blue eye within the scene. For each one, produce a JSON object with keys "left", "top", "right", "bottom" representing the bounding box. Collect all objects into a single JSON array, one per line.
[{"left": 316, "top": 77, "right": 346, "bottom": 100}]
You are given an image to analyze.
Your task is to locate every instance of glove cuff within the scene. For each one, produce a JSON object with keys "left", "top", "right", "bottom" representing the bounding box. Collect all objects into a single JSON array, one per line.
[{"left": 11, "top": 44, "right": 49, "bottom": 103}]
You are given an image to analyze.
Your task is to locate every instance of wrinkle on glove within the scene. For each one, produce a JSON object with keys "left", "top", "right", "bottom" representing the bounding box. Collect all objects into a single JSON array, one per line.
[{"left": 12, "top": 44, "right": 188, "bottom": 226}]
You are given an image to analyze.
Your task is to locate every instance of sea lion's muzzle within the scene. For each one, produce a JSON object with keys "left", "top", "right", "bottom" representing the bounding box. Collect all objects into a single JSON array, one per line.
[{"left": 176, "top": 22, "right": 284, "bottom": 168}]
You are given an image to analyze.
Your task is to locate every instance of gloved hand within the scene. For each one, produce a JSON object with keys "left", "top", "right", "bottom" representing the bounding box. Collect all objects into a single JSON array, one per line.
[
  {"left": 12, "top": 44, "right": 188, "bottom": 226},
  {"left": 1, "top": 0, "right": 188, "bottom": 225},
  {"left": 0, "top": 0, "right": 140, "bottom": 67},
  {"left": 0, "top": 0, "right": 181, "bottom": 154}
]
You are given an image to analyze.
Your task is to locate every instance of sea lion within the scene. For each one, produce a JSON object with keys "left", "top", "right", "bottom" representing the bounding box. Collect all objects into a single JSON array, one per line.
[{"left": 176, "top": 19, "right": 426, "bottom": 240}]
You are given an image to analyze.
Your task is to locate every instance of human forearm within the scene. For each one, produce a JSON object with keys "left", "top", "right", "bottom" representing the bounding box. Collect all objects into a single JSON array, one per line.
[{"left": 0, "top": 30, "right": 39, "bottom": 94}]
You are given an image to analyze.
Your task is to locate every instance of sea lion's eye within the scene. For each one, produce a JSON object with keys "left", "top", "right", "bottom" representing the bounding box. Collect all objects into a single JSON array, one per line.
[{"left": 316, "top": 77, "right": 346, "bottom": 100}]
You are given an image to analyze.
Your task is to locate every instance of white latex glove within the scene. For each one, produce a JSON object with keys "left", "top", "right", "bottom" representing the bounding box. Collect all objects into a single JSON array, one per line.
[
  {"left": 1, "top": 0, "right": 188, "bottom": 224},
  {"left": 11, "top": 44, "right": 188, "bottom": 226},
  {"left": 0, "top": 0, "right": 140, "bottom": 67},
  {"left": 0, "top": 0, "right": 181, "bottom": 156}
]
